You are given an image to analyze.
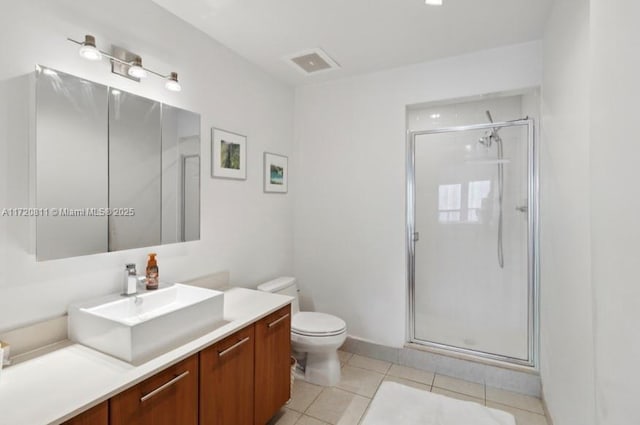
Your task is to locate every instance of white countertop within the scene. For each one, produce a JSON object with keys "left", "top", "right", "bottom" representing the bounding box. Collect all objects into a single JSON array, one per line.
[{"left": 0, "top": 288, "right": 292, "bottom": 425}]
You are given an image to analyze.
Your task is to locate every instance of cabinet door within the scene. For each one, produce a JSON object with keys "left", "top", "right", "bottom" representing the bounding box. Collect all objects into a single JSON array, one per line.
[
  {"left": 63, "top": 401, "right": 108, "bottom": 425},
  {"left": 110, "top": 354, "right": 198, "bottom": 425},
  {"left": 254, "top": 305, "right": 291, "bottom": 425},
  {"left": 200, "top": 325, "right": 255, "bottom": 425}
]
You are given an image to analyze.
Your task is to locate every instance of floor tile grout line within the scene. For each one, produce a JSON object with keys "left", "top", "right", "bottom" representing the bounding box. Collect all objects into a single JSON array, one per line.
[
  {"left": 383, "top": 372, "right": 436, "bottom": 388},
  {"left": 342, "top": 363, "right": 387, "bottom": 377},
  {"left": 346, "top": 356, "right": 393, "bottom": 375},
  {"left": 353, "top": 375, "right": 381, "bottom": 425},
  {"left": 302, "top": 386, "right": 328, "bottom": 415},
  {"left": 334, "top": 384, "right": 377, "bottom": 399},
  {"left": 487, "top": 400, "right": 547, "bottom": 416},
  {"left": 299, "top": 411, "right": 331, "bottom": 425},
  {"left": 484, "top": 380, "right": 487, "bottom": 405},
  {"left": 431, "top": 386, "right": 485, "bottom": 403}
]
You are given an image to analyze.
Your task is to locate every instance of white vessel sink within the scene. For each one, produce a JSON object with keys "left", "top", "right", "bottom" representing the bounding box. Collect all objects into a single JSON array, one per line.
[{"left": 68, "top": 284, "right": 224, "bottom": 364}]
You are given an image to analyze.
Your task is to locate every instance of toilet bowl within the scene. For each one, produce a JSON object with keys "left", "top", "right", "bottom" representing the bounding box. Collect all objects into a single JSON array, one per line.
[{"left": 258, "top": 277, "right": 347, "bottom": 386}]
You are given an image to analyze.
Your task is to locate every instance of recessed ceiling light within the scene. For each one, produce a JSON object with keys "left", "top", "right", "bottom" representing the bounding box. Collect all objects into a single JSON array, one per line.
[{"left": 425, "top": 0, "right": 443, "bottom": 5}]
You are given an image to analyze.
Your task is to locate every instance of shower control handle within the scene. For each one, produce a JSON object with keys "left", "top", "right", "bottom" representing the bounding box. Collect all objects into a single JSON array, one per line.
[
  {"left": 516, "top": 205, "right": 528, "bottom": 213},
  {"left": 413, "top": 232, "right": 420, "bottom": 242}
]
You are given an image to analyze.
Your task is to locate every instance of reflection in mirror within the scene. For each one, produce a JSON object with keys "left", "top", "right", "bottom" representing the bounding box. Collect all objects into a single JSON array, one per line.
[
  {"left": 36, "top": 66, "right": 108, "bottom": 260},
  {"left": 161, "top": 105, "right": 201, "bottom": 243},
  {"left": 108, "top": 89, "right": 162, "bottom": 251},
  {"left": 182, "top": 155, "right": 200, "bottom": 241},
  {"left": 34, "top": 66, "right": 201, "bottom": 261}
]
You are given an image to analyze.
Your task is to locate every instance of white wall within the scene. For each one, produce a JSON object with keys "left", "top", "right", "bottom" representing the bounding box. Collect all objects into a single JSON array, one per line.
[
  {"left": 293, "top": 42, "right": 542, "bottom": 347},
  {"left": 539, "top": 1, "right": 596, "bottom": 424},
  {"left": 0, "top": 0, "right": 294, "bottom": 332},
  {"left": 590, "top": 1, "right": 640, "bottom": 423}
]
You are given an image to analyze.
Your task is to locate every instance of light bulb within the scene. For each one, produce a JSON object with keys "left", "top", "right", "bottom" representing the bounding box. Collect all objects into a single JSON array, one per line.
[
  {"left": 165, "top": 72, "right": 181, "bottom": 92},
  {"left": 78, "top": 35, "right": 102, "bottom": 61},
  {"left": 128, "top": 57, "right": 147, "bottom": 78},
  {"left": 425, "top": 0, "right": 443, "bottom": 5}
]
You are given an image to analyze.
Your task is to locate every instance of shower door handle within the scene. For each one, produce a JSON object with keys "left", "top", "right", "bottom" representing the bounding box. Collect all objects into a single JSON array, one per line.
[{"left": 413, "top": 232, "right": 420, "bottom": 242}]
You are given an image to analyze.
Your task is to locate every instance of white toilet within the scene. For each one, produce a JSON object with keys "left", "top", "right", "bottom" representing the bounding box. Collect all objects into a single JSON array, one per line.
[{"left": 258, "top": 277, "right": 347, "bottom": 386}]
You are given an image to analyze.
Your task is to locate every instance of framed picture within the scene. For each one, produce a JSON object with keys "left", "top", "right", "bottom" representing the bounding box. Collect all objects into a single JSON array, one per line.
[
  {"left": 211, "top": 127, "right": 246, "bottom": 180},
  {"left": 263, "top": 152, "right": 288, "bottom": 193}
]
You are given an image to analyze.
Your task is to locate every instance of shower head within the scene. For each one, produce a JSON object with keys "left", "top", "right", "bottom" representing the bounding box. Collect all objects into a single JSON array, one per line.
[
  {"left": 486, "top": 110, "right": 494, "bottom": 123},
  {"left": 479, "top": 110, "right": 503, "bottom": 147},
  {"left": 478, "top": 134, "right": 492, "bottom": 147}
]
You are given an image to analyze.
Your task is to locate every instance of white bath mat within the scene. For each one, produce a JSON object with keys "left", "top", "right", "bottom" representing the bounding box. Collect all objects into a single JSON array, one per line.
[{"left": 361, "top": 381, "right": 516, "bottom": 425}]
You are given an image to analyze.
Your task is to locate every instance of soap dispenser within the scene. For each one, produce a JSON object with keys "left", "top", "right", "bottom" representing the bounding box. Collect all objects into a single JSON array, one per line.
[{"left": 146, "top": 253, "right": 159, "bottom": 290}]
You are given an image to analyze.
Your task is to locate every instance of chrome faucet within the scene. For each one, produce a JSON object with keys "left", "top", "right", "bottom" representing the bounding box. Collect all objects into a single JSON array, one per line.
[{"left": 123, "top": 263, "right": 143, "bottom": 296}]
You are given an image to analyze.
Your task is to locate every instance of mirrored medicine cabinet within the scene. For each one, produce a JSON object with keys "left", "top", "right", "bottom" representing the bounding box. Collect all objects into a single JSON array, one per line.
[{"left": 35, "top": 65, "right": 201, "bottom": 261}]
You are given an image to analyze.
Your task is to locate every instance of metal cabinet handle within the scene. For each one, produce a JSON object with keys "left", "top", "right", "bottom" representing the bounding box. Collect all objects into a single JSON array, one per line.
[
  {"left": 140, "top": 370, "right": 190, "bottom": 403},
  {"left": 267, "top": 313, "right": 290, "bottom": 328},
  {"left": 218, "top": 337, "right": 250, "bottom": 357}
]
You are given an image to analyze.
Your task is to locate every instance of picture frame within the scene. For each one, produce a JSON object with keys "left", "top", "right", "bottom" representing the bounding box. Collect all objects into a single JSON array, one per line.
[
  {"left": 211, "top": 127, "right": 247, "bottom": 180},
  {"left": 263, "top": 152, "right": 288, "bottom": 193}
]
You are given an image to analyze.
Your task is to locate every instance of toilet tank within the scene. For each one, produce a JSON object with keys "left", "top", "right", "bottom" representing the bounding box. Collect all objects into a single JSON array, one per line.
[{"left": 257, "top": 276, "right": 300, "bottom": 314}]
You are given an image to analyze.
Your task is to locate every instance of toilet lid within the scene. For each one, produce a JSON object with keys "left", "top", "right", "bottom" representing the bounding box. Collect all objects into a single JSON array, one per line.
[{"left": 291, "top": 312, "right": 346, "bottom": 337}]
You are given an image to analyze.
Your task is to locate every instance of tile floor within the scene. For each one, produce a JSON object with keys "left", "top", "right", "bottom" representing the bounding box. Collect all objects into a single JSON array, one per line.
[{"left": 269, "top": 351, "right": 549, "bottom": 425}]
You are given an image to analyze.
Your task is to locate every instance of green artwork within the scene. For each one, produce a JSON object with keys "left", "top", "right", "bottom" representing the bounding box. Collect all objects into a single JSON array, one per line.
[{"left": 220, "top": 140, "right": 240, "bottom": 169}]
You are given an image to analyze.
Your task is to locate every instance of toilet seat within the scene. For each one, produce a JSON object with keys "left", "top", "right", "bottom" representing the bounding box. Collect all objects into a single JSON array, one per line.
[{"left": 291, "top": 312, "right": 346, "bottom": 337}]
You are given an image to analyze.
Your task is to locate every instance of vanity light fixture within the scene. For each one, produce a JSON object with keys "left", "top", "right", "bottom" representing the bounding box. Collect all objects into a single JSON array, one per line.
[
  {"left": 165, "top": 72, "right": 182, "bottom": 92},
  {"left": 68, "top": 34, "right": 182, "bottom": 92},
  {"left": 425, "top": 0, "right": 443, "bottom": 5},
  {"left": 127, "top": 57, "right": 147, "bottom": 79},
  {"left": 78, "top": 35, "right": 102, "bottom": 61}
]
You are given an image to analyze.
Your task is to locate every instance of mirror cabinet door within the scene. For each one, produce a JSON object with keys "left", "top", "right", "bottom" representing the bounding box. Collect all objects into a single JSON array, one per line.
[
  {"left": 182, "top": 154, "right": 201, "bottom": 242},
  {"left": 36, "top": 67, "right": 108, "bottom": 261},
  {"left": 161, "top": 105, "right": 201, "bottom": 244},
  {"left": 35, "top": 67, "right": 201, "bottom": 261},
  {"left": 108, "top": 89, "right": 162, "bottom": 252}
]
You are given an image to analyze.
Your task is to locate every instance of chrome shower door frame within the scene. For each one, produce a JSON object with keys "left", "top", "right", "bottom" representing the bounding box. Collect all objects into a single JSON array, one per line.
[{"left": 406, "top": 119, "right": 539, "bottom": 368}]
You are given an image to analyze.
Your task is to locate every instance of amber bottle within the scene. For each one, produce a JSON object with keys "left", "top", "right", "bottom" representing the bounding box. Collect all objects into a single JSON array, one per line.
[{"left": 146, "top": 253, "right": 159, "bottom": 290}]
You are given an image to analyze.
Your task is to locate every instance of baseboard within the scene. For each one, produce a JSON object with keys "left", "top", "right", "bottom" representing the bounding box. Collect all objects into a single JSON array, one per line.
[
  {"left": 540, "top": 386, "right": 555, "bottom": 425},
  {"left": 341, "top": 336, "right": 542, "bottom": 397}
]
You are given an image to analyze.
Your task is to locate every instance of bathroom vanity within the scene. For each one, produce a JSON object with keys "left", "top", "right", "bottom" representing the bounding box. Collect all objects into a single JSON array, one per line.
[{"left": 0, "top": 288, "right": 292, "bottom": 425}]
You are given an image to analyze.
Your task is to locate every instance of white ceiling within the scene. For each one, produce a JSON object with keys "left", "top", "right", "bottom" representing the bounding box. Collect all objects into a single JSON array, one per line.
[{"left": 151, "top": 0, "right": 553, "bottom": 86}]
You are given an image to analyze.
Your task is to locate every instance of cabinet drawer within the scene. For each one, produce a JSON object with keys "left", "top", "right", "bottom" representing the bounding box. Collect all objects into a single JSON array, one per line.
[
  {"left": 200, "top": 325, "right": 255, "bottom": 425},
  {"left": 110, "top": 354, "right": 198, "bottom": 425}
]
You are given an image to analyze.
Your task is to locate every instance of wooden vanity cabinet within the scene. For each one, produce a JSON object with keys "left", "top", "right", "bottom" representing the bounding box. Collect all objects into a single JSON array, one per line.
[
  {"left": 200, "top": 325, "right": 255, "bottom": 425},
  {"left": 62, "top": 401, "right": 108, "bottom": 425},
  {"left": 64, "top": 303, "right": 292, "bottom": 425},
  {"left": 254, "top": 305, "right": 292, "bottom": 425},
  {"left": 109, "top": 354, "right": 198, "bottom": 425}
]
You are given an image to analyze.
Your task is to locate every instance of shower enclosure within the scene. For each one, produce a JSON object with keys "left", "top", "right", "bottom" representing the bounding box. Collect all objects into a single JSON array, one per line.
[{"left": 407, "top": 117, "right": 538, "bottom": 367}]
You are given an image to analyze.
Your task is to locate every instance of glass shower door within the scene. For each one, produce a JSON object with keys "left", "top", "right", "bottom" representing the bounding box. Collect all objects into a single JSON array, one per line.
[{"left": 409, "top": 120, "right": 536, "bottom": 364}]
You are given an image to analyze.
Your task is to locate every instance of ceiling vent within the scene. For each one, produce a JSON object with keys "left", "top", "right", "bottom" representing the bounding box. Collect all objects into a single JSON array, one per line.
[{"left": 285, "top": 48, "right": 340, "bottom": 75}]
